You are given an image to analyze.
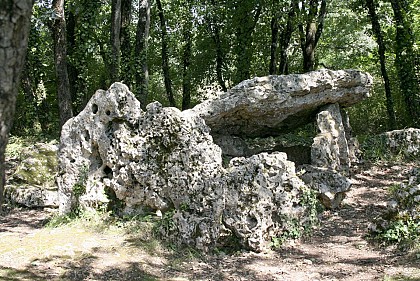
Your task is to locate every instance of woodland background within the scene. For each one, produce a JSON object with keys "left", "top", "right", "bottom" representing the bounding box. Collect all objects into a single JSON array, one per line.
[{"left": 14, "top": 0, "right": 420, "bottom": 138}]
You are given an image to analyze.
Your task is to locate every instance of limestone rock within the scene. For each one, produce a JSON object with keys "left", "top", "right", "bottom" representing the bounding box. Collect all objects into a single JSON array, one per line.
[
  {"left": 188, "top": 69, "right": 373, "bottom": 137},
  {"left": 223, "top": 153, "right": 311, "bottom": 251},
  {"left": 57, "top": 82, "right": 142, "bottom": 213},
  {"left": 5, "top": 142, "right": 59, "bottom": 208},
  {"left": 370, "top": 168, "right": 420, "bottom": 235},
  {"left": 4, "top": 185, "right": 58, "bottom": 208},
  {"left": 303, "top": 103, "right": 353, "bottom": 209},
  {"left": 383, "top": 128, "right": 420, "bottom": 158},
  {"left": 298, "top": 165, "right": 351, "bottom": 209},
  {"left": 57, "top": 82, "right": 315, "bottom": 252},
  {"left": 311, "top": 103, "right": 350, "bottom": 172}
]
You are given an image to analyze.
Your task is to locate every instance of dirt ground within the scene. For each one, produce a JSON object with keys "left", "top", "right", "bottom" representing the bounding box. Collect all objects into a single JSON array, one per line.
[{"left": 1, "top": 161, "right": 419, "bottom": 281}]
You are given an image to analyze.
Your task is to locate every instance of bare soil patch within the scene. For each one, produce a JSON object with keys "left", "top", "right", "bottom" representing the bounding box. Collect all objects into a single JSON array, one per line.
[{"left": 1, "top": 161, "right": 419, "bottom": 281}]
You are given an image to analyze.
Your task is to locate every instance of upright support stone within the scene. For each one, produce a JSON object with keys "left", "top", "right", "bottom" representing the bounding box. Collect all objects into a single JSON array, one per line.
[
  {"left": 340, "top": 108, "right": 361, "bottom": 164},
  {"left": 312, "top": 103, "right": 350, "bottom": 172},
  {"left": 300, "top": 103, "right": 353, "bottom": 209}
]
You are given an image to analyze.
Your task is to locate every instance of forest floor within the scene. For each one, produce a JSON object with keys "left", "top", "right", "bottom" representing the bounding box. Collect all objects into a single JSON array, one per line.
[{"left": 1, "top": 161, "right": 420, "bottom": 281}]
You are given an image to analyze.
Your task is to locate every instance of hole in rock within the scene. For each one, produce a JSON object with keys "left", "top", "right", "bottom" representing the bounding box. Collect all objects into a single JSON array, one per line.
[
  {"left": 104, "top": 186, "right": 125, "bottom": 214},
  {"left": 103, "top": 165, "right": 113, "bottom": 179},
  {"left": 70, "top": 159, "right": 76, "bottom": 163},
  {"left": 88, "top": 143, "right": 103, "bottom": 171},
  {"left": 92, "top": 104, "right": 98, "bottom": 114},
  {"left": 106, "top": 110, "right": 111, "bottom": 116},
  {"left": 246, "top": 215, "right": 258, "bottom": 229},
  {"left": 85, "top": 130, "right": 90, "bottom": 141}
]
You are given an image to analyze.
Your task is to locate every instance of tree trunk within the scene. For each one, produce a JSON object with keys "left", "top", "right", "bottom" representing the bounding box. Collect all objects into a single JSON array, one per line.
[
  {"left": 111, "top": 0, "right": 122, "bottom": 82},
  {"left": 0, "top": 0, "right": 33, "bottom": 210},
  {"left": 51, "top": 0, "right": 74, "bottom": 128},
  {"left": 182, "top": 0, "right": 193, "bottom": 110},
  {"left": 390, "top": 0, "right": 420, "bottom": 126},
  {"left": 213, "top": 25, "right": 227, "bottom": 92},
  {"left": 269, "top": 15, "right": 279, "bottom": 75},
  {"left": 279, "top": 0, "right": 297, "bottom": 74},
  {"left": 120, "top": 0, "right": 132, "bottom": 86},
  {"left": 135, "top": 0, "right": 151, "bottom": 109},
  {"left": 66, "top": 7, "right": 80, "bottom": 110},
  {"left": 233, "top": 1, "right": 262, "bottom": 85},
  {"left": 365, "top": 0, "right": 397, "bottom": 130},
  {"left": 156, "top": 0, "right": 176, "bottom": 107},
  {"left": 206, "top": 0, "right": 227, "bottom": 92},
  {"left": 298, "top": 0, "right": 327, "bottom": 73}
]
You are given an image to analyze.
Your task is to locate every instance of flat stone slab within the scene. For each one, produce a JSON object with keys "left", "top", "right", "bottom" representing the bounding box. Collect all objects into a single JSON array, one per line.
[{"left": 188, "top": 69, "right": 373, "bottom": 137}]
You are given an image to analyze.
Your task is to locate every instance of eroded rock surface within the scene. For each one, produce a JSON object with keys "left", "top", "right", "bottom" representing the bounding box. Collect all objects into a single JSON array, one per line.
[
  {"left": 189, "top": 69, "right": 373, "bottom": 137},
  {"left": 57, "top": 83, "right": 315, "bottom": 252},
  {"left": 299, "top": 103, "right": 355, "bottom": 209},
  {"left": 383, "top": 128, "right": 420, "bottom": 158}
]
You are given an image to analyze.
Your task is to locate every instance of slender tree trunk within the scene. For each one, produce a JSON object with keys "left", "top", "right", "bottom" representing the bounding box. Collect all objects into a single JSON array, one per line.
[
  {"left": 390, "top": 0, "right": 420, "bottom": 126},
  {"left": 111, "top": 0, "right": 122, "bottom": 82},
  {"left": 298, "top": 0, "right": 327, "bottom": 73},
  {"left": 66, "top": 7, "right": 80, "bottom": 110},
  {"left": 156, "top": 0, "right": 176, "bottom": 107},
  {"left": 279, "top": 0, "right": 297, "bottom": 74},
  {"left": 0, "top": 0, "right": 33, "bottom": 210},
  {"left": 21, "top": 61, "right": 41, "bottom": 128},
  {"left": 365, "top": 0, "right": 397, "bottom": 130},
  {"left": 51, "top": 0, "right": 74, "bottom": 128},
  {"left": 120, "top": 0, "right": 132, "bottom": 86},
  {"left": 207, "top": 0, "right": 227, "bottom": 92},
  {"left": 135, "top": 0, "right": 151, "bottom": 109},
  {"left": 233, "top": 1, "right": 262, "bottom": 85},
  {"left": 269, "top": 14, "right": 279, "bottom": 75},
  {"left": 182, "top": 0, "right": 193, "bottom": 110},
  {"left": 213, "top": 26, "right": 227, "bottom": 92}
]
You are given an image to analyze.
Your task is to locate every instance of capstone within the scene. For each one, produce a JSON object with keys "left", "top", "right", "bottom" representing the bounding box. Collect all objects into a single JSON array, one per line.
[{"left": 188, "top": 69, "right": 373, "bottom": 137}]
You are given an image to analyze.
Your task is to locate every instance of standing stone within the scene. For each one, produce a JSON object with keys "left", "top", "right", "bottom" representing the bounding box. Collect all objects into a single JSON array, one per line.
[
  {"left": 299, "top": 103, "right": 354, "bottom": 209},
  {"left": 57, "top": 83, "right": 142, "bottom": 214},
  {"left": 312, "top": 103, "right": 350, "bottom": 172}
]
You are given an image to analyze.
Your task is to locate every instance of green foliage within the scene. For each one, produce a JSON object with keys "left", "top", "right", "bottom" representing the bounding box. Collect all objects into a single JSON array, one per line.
[
  {"left": 376, "top": 218, "right": 419, "bottom": 244},
  {"left": 359, "top": 133, "right": 419, "bottom": 163},
  {"left": 359, "top": 134, "right": 393, "bottom": 162},
  {"left": 14, "top": 0, "right": 420, "bottom": 141},
  {"left": 154, "top": 208, "right": 177, "bottom": 236},
  {"left": 73, "top": 165, "right": 88, "bottom": 198},
  {"left": 271, "top": 186, "right": 320, "bottom": 249},
  {"left": 371, "top": 170, "right": 420, "bottom": 250}
]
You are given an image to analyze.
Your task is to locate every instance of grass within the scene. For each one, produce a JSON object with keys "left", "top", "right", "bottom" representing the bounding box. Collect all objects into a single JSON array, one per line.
[{"left": 0, "top": 209, "right": 198, "bottom": 280}]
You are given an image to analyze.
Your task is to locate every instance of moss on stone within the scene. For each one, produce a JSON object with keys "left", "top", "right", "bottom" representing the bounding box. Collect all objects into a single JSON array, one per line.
[{"left": 10, "top": 142, "right": 58, "bottom": 187}]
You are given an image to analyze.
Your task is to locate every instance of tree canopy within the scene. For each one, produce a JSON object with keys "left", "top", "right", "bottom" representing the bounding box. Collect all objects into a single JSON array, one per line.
[{"left": 12, "top": 0, "right": 420, "bottom": 137}]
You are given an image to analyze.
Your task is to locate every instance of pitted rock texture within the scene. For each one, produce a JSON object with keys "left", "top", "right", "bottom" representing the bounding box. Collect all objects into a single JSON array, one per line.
[
  {"left": 312, "top": 103, "right": 350, "bottom": 172},
  {"left": 383, "top": 128, "right": 420, "bottom": 158},
  {"left": 223, "top": 153, "right": 312, "bottom": 251},
  {"left": 57, "top": 82, "right": 314, "bottom": 252},
  {"left": 301, "top": 103, "right": 354, "bottom": 209},
  {"left": 188, "top": 69, "right": 373, "bottom": 137},
  {"left": 370, "top": 167, "right": 420, "bottom": 236},
  {"left": 298, "top": 165, "right": 351, "bottom": 209}
]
